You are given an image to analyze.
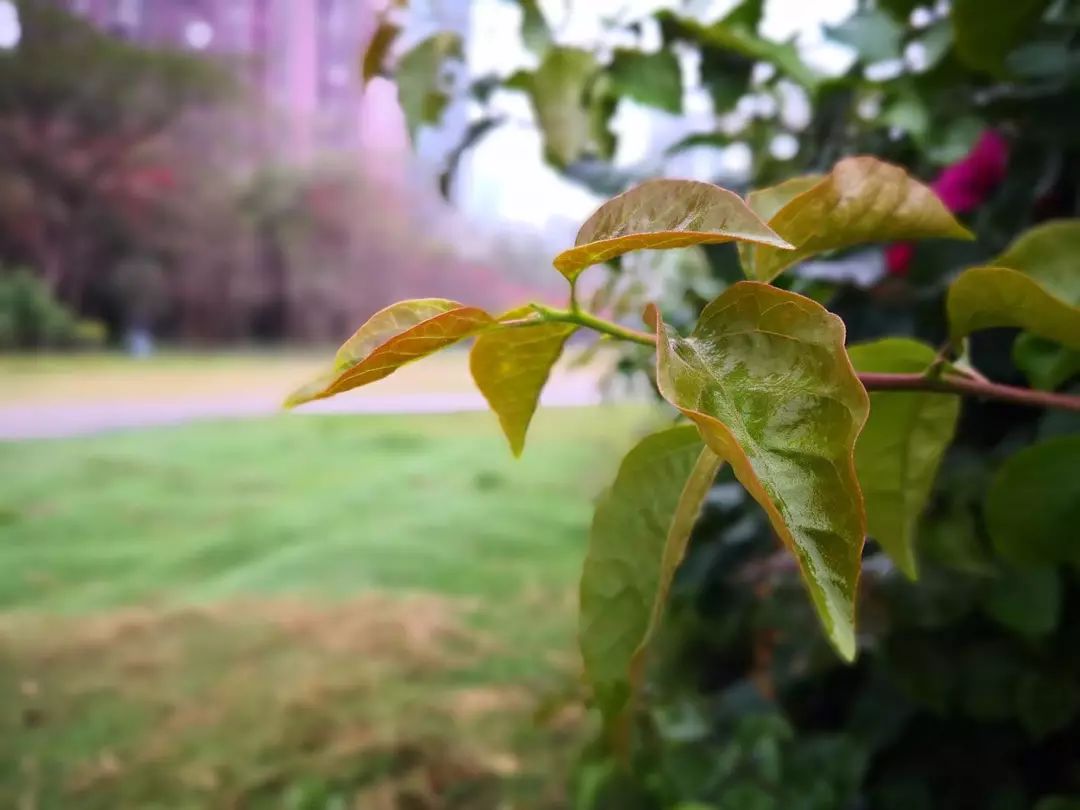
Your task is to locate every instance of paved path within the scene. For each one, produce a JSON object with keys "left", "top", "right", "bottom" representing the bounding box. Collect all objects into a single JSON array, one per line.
[{"left": 0, "top": 374, "right": 606, "bottom": 441}]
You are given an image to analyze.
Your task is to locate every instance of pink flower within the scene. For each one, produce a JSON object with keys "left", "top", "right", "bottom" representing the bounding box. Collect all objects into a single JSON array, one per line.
[{"left": 887, "top": 131, "right": 1008, "bottom": 276}]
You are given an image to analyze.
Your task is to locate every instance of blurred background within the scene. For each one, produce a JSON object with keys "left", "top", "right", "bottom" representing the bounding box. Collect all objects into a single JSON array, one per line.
[{"left": 3, "top": 0, "right": 1080, "bottom": 808}]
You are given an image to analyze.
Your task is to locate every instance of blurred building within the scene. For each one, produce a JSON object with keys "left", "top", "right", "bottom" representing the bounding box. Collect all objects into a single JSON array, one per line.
[{"left": 64, "top": 0, "right": 384, "bottom": 161}]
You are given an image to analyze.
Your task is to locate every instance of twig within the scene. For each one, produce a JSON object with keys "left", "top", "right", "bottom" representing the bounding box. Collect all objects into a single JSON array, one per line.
[{"left": 516, "top": 303, "right": 1080, "bottom": 413}]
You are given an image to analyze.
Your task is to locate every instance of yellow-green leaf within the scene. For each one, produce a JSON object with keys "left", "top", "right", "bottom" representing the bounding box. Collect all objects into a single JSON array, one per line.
[
  {"left": 470, "top": 310, "right": 576, "bottom": 456},
  {"left": 849, "top": 338, "right": 960, "bottom": 579},
  {"left": 553, "top": 179, "right": 792, "bottom": 282},
  {"left": 738, "top": 174, "right": 823, "bottom": 273},
  {"left": 285, "top": 299, "right": 494, "bottom": 408},
  {"left": 742, "top": 157, "right": 973, "bottom": 282},
  {"left": 948, "top": 220, "right": 1080, "bottom": 349},
  {"left": 580, "top": 426, "right": 720, "bottom": 732},
  {"left": 649, "top": 282, "right": 869, "bottom": 660}
]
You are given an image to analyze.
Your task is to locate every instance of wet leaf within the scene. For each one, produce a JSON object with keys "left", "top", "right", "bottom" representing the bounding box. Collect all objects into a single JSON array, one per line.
[
  {"left": 985, "top": 435, "right": 1080, "bottom": 567},
  {"left": 742, "top": 157, "right": 972, "bottom": 282},
  {"left": 953, "top": 0, "right": 1050, "bottom": 76},
  {"left": 396, "top": 32, "right": 463, "bottom": 139},
  {"left": 948, "top": 220, "right": 1080, "bottom": 349},
  {"left": 609, "top": 49, "right": 682, "bottom": 114},
  {"left": 650, "top": 282, "right": 870, "bottom": 659},
  {"left": 580, "top": 426, "right": 721, "bottom": 730},
  {"left": 361, "top": 18, "right": 400, "bottom": 84},
  {"left": 470, "top": 310, "right": 576, "bottom": 456},
  {"left": 285, "top": 299, "right": 493, "bottom": 407},
  {"left": 850, "top": 339, "right": 960, "bottom": 579},
  {"left": 554, "top": 179, "right": 791, "bottom": 282}
]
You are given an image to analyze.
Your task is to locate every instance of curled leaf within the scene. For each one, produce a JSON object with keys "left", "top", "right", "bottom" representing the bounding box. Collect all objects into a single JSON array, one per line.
[
  {"left": 742, "top": 157, "right": 973, "bottom": 282},
  {"left": 849, "top": 338, "right": 960, "bottom": 579},
  {"left": 649, "top": 282, "right": 869, "bottom": 660},
  {"left": 554, "top": 179, "right": 792, "bottom": 282},
  {"left": 470, "top": 309, "right": 576, "bottom": 456},
  {"left": 948, "top": 220, "right": 1080, "bottom": 349},
  {"left": 580, "top": 426, "right": 720, "bottom": 735},
  {"left": 286, "top": 299, "right": 494, "bottom": 407}
]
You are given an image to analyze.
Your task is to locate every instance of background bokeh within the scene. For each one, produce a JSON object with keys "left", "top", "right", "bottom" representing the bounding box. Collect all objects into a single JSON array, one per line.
[{"left": 2, "top": 0, "right": 1080, "bottom": 808}]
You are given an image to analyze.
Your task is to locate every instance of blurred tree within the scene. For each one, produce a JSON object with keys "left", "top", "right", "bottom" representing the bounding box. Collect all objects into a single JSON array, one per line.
[{"left": 0, "top": 0, "right": 228, "bottom": 325}]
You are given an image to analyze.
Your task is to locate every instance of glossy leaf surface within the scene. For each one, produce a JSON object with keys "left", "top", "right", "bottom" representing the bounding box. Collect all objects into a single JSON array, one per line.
[
  {"left": 396, "top": 32, "right": 462, "bottom": 138},
  {"left": 985, "top": 435, "right": 1080, "bottom": 567},
  {"left": 470, "top": 311, "right": 576, "bottom": 456},
  {"left": 651, "top": 282, "right": 869, "bottom": 659},
  {"left": 948, "top": 221, "right": 1080, "bottom": 348},
  {"left": 554, "top": 179, "right": 791, "bottom": 282},
  {"left": 743, "top": 157, "right": 972, "bottom": 282},
  {"left": 580, "top": 426, "right": 720, "bottom": 727},
  {"left": 849, "top": 339, "right": 960, "bottom": 579},
  {"left": 286, "top": 299, "right": 493, "bottom": 407}
]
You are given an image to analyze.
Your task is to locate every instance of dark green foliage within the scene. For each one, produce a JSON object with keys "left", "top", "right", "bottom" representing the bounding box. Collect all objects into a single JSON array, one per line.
[{"left": 0, "top": 267, "right": 104, "bottom": 348}]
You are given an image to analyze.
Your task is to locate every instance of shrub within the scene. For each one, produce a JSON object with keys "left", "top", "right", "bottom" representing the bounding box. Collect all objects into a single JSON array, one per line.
[{"left": 0, "top": 268, "right": 105, "bottom": 350}]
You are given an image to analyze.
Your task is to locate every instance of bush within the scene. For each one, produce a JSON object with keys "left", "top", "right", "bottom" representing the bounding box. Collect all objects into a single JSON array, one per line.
[{"left": 0, "top": 268, "right": 106, "bottom": 350}]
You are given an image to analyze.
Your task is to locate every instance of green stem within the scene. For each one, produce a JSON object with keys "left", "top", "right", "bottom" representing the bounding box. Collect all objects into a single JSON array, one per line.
[{"left": 529, "top": 303, "right": 656, "bottom": 346}]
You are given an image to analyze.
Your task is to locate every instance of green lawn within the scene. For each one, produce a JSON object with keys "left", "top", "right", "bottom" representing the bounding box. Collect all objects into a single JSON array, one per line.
[{"left": 0, "top": 407, "right": 656, "bottom": 809}]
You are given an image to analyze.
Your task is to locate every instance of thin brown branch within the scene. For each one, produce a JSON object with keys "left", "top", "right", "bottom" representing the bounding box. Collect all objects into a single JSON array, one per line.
[{"left": 859, "top": 372, "right": 1080, "bottom": 412}]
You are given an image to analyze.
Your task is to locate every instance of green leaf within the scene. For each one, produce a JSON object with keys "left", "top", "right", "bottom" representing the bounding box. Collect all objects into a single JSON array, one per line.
[
  {"left": 1017, "top": 670, "right": 1079, "bottom": 739},
  {"left": 515, "top": 0, "right": 551, "bottom": 56},
  {"left": 526, "top": 47, "right": 605, "bottom": 168},
  {"left": 553, "top": 179, "right": 792, "bottom": 283},
  {"left": 947, "top": 220, "right": 1080, "bottom": 349},
  {"left": 285, "top": 299, "right": 494, "bottom": 407},
  {"left": 952, "top": 0, "right": 1050, "bottom": 76},
  {"left": 609, "top": 49, "right": 683, "bottom": 114},
  {"left": 699, "top": 48, "right": 754, "bottom": 113},
  {"left": 395, "top": 32, "right": 463, "bottom": 139},
  {"left": 985, "top": 435, "right": 1080, "bottom": 567},
  {"left": 825, "top": 8, "right": 904, "bottom": 63},
  {"left": 981, "top": 565, "right": 1061, "bottom": 639},
  {"left": 848, "top": 339, "right": 960, "bottom": 579},
  {"left": 738, "top": 174, "right": 823, "bottom": 273},
  {"left": 361, "top": 18, "right": 401, "bottom": 84},
  {"left": 657, "top": 10, "right": 820, "bottom": 93},
  {"left": 580, "top": 426, "right": 721, "bottom": 730},
  {"left": 470, "top": 310, "right": 576, "bottom": 456},
  {"left": 649, "top": 282, "right": 870, "bottom": 660},
  {"left": 742, "top": 157, "right": 973, "bottom": 282},
  {"left": 1013, "top": 333, "right": 1080, "bottom": 391}
]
